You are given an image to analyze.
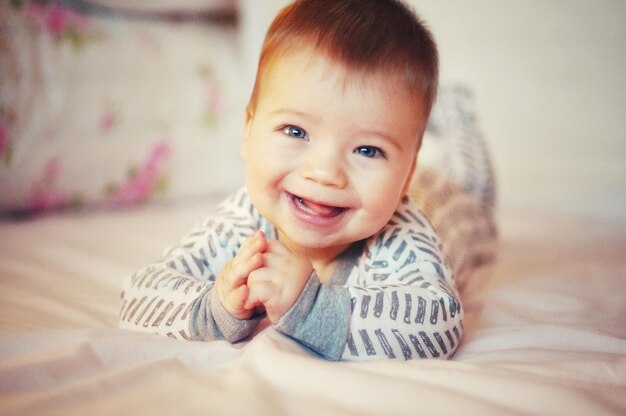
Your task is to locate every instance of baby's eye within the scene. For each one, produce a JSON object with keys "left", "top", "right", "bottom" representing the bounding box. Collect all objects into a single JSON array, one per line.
[
  {"left": 282, "top": 125, "right": 308, "bottom": 140},
  {"left": 355, "top": 146, "right": 385, "bottom": 159}
]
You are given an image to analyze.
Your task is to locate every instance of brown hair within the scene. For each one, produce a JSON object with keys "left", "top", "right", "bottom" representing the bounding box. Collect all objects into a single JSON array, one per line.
[{"left": 247, "top": 0, "right": 439, "bottom": 117}]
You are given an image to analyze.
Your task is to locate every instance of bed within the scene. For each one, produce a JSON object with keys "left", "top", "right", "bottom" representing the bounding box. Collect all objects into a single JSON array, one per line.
[{"left": 1, "top": 1, "right": 625, "bottom": 415}]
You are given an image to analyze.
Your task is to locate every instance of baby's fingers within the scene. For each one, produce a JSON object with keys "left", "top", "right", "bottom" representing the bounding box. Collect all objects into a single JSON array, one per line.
[
  {"left": 227, "top": 252, "right": 264, "bottom": 288},
  {"left": 227, "top": 284, "right": 249, "bottom": 310},
  {"left": 237, "top": 231, "right": 268, "bottom": 260},
  {"left": 245, "top": 280, "right": 274, "bottom": 309},
  {"left": 223, "top": 285, "right": 256, "bottom": 320}
]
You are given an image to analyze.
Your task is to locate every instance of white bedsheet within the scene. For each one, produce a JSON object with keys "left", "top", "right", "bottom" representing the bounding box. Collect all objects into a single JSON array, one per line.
[{"left": 1, "top": 197, "right": 625, "bottom": 415}]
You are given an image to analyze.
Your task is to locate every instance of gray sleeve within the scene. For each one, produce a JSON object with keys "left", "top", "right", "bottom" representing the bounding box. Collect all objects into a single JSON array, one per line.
[
  {"left": 273, "top": 272, "right": 352, "bottom": 361},
  {"left": 190, "top": 288, "right": 261, "bottom": 343}
]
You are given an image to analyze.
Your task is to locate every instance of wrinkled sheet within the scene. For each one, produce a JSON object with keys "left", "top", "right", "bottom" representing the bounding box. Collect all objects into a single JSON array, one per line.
[{"left": 0, "top": 197, "right": 625, "bottom": 415}]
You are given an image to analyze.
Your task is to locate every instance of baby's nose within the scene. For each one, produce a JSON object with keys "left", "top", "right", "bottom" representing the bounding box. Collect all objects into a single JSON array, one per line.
[{"left": 299, "top": 147, "right": 347, "bottom": 188}]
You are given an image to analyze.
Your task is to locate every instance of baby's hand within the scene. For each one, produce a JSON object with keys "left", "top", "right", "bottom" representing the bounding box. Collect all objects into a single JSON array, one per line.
[
  {"left": 216, "top": 231, "right": 267, "bottom": 320},
  {"left": 245, "top": 240, "right": 313, "bottom": 324}
]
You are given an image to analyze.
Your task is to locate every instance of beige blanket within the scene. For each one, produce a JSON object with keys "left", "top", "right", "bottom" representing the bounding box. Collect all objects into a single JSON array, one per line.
[{"left": 0, "top": 196, "right": 624, "bottom": 415}]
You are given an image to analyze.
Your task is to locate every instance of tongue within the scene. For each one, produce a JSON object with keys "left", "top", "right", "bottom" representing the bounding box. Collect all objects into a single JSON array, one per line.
[{"left": 299, "top": 197, "right": 342, "bottom": 217}]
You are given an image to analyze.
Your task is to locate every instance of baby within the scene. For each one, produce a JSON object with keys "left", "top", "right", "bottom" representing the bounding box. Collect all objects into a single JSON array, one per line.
[{"left": 120, "top": 0, "right": 463, "bottom": 361}]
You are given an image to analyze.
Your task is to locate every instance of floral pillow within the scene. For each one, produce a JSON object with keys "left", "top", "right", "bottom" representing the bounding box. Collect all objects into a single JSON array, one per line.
[
  {"left": 0, "top": 1, "right": 247, "bottom": 216},
  {"left": 86, "top": 0, "right": 236, "bottom": 14}
]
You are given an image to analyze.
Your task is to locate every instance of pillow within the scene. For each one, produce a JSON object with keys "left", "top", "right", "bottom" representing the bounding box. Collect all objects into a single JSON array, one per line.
[
  {"left": 0, "top": 1, "right": 246, "bottom": 216},
  {"left": 83, "top": 0, "right": 236, "bottom": 14}
]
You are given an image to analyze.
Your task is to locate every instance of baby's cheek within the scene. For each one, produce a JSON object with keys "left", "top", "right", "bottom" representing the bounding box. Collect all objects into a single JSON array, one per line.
[
  {"left": 353, "top": 215, "right": 392, "bottom": 242},
  {"left": 367, "top": 197, "right": 400, "bottom": 225}
]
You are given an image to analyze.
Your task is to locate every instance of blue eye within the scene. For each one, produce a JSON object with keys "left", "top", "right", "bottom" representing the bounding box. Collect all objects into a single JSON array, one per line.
[
  {"left": 283, "top": 125, "right": 308, "bottom": 140},
  {"left": 355, "top": 146, "right": 384, "bottom": 159}
]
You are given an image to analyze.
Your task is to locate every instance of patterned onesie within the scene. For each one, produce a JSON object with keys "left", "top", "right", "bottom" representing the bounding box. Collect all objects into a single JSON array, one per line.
[{"left": 119, "top": 85, "right": 496, "bottom": 361}]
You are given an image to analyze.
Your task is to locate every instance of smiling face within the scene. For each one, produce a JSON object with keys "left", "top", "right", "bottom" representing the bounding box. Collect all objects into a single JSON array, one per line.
[{"left": 241, "top": 49, "right": 428, "bottom": 263}]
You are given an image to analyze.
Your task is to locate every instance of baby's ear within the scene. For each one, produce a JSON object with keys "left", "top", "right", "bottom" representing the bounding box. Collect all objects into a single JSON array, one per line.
[
  {"left": 240, "top": 106, "right": 254, "bottom": 158},
  {"left": 244, "top": 104, "right": 254, "bottom": 126},
  {"left": 402, "top": 155, "right": 418, "bottom": 195}
]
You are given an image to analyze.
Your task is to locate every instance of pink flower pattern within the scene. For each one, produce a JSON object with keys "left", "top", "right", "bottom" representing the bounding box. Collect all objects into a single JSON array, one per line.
[
  {"left": 113, "top": 141, "right": 172, "bottom": 205},
  {"left": 204, "top": 80, "right": 222, "bottom": 127},
  {"left": 26, "top": 157, "right": 73, "bottom": 213},
  {"left": 0, "top": 122, "right": 8, "bottom": 162},
  {"left": 100, "top": 110, "right": 117, "bottom": 134},
  {"left": 22, "top": 1, "right": 89, "bottom": 45},
  {"left": 199, "top": 65, "right": 222, "bottom": 128},
  {"left": 0, "top": 107, "right": 17, "bottom": 166},
  {"left": 27, "top": 190, "right": 71, "bottom": 213}
]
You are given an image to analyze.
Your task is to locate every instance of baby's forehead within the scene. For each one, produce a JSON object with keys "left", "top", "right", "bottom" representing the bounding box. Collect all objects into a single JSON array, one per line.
[{"left": 264, "top": 47, "right": 419, "bottom": 100}]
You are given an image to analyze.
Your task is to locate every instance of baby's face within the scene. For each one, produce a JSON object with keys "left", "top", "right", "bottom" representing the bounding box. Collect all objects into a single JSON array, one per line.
[{"left": 241, "top": 49, "right": 427, "bottom": 261}]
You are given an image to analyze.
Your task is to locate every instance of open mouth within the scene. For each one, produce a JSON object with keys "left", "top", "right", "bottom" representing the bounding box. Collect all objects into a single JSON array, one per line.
[{"left": 289, "top": 193, "right": 346, "bottom": 219}]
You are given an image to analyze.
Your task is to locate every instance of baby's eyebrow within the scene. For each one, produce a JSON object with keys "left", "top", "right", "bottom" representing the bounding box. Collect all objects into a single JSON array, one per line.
[{"left": 270, "top": 108, "right": 320, "bottom": 123}]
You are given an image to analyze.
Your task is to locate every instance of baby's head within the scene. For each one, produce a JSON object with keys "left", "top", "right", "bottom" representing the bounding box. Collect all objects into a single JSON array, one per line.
[
  {"left": 248, "top": 0, "right": 438, "bottom": 132},
  {"left": 241, "top": 0, "right": 439, "bottom": 261}
]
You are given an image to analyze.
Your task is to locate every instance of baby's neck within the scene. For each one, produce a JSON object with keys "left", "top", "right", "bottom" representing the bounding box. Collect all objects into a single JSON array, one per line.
[
  {"left": 277, "top": 231, "right": 351, "bottom": 283},
  {"left": 311, "top": 260, "right": 338, "bottom": 283}
]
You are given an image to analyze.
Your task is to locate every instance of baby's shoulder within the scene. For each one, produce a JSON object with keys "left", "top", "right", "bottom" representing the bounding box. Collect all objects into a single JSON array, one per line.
[{"left": 384, "top": 196, "right": 435, "bottom": 234}]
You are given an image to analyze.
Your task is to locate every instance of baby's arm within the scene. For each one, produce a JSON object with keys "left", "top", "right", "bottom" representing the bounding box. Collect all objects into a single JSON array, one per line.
[
  {"left": 273, "top": 198, "right": 463, "bottom": 361},
  {"left": 119, "top": 190, "right": 263, "bottom": 342}
]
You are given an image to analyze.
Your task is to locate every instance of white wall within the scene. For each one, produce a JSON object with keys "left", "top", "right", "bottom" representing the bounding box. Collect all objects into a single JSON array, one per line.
[
  {"left": 240, "top": 0, "right": 626, "bottom": 223},
  {"left": 414, "top": 0, "right": 626, "bottom": 223}
]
